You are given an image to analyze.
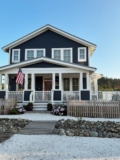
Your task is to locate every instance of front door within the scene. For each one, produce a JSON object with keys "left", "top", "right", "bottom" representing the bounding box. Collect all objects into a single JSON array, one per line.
[{"left": 44, "top": 81, "right": 52, "bottom": 91}]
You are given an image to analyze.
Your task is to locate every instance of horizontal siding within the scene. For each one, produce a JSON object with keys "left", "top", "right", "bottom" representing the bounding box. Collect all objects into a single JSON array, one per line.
[{"left": 10, "top": 30, "right": 88, "bottom": 66}]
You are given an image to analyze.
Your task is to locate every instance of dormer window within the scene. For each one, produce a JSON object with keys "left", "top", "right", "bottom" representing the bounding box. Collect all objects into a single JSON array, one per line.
[
  {"left": 12, "top": 49, "right": 20, "bottom": 63},
  {"left": 52, "top": 48, "right": 72, "bottom": 63},
  {"left": 78, "top": 47, "right": 86, "bottom": 62},
  {"left": 25, "top": 49, "right": 45, "bottom": 60}
]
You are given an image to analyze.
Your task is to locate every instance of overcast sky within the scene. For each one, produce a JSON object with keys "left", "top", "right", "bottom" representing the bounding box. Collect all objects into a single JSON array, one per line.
[{"left": 0, "top": 0, "right": 120, "bottom": 78}]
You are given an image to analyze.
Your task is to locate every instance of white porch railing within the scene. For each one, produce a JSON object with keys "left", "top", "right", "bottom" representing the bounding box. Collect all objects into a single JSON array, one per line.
[
  {"left": 35, "top": 91, "right": 51, "bottom": 102},
  {"left": 63, "top": 91, "right": 79, "bottom": 101},
  {"left": 8, "top": 91, "right": 23, "bottom": 102},
  {"left": 92, "top": 91, "right": 120, "bottom": 101}
]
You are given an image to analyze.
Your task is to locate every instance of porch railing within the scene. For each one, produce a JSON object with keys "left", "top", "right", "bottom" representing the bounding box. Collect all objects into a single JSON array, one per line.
[
  {"left": 92, "top": 91, "right": 120, "bottom": 101},
  {"left": 63, "top": 91, "right": 79, "bottom": 101},
  {"left": 8, "top": 91, "right": 23, "bottom": 102},
  {"left": 35, "top": 91, "right": 51, "bottom": 102}
]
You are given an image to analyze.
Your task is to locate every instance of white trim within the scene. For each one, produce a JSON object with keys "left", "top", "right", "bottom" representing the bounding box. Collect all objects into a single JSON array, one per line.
[
  {"left": 78, "top": 47, "right": 86, "bottom": 62},
  {"left": 12, "top": 49, "right": 20, "bottom": 63},
  {"left": 8, "top": 48, "right": 11, "bottom": 64},
  {"left": 2, "top": 25, "right": 96, "bottom": 52},
  {"left": 52, "top": 48, "right": 72, "bottom": 63},
  {"left": 25, "top": 49, "right": 45, "bottom": 60},
  {"left": 88, "top": 47, "right": 90, "bottom": 66},
  {"left": 0, "top": 57, "right": 96, "bottom": 72}
]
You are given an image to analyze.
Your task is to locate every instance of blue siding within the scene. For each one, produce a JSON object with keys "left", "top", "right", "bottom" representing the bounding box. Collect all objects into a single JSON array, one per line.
[
  {"left": 23, "top": 61, "right": 66, "bottom": 68},
  {"left": 10, "top": 30, "right": 88, "bottom": 66}
]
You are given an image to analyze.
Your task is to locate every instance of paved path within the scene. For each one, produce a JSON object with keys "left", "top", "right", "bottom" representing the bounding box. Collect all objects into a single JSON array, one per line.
[{"left": 17, "top": 120, "right": 57, "bottom": 135}]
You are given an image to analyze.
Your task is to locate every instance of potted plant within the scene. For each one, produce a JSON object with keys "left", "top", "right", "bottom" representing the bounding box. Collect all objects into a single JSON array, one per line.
[
  {"left": 47, "top": 102, "right": 52, "bottom": 111},
  {"left": 27, "top": 102, "right": 33, "bottom": 111}
]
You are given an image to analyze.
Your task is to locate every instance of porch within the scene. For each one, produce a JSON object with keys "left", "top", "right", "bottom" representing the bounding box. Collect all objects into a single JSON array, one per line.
[{"left": 0, "top": 69, "right": 93, "bottom": 102}]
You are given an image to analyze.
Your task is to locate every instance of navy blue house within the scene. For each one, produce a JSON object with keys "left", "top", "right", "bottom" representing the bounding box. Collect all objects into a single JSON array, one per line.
[{"left": 0, "top": 24, "right": 102, "bottom": 107}]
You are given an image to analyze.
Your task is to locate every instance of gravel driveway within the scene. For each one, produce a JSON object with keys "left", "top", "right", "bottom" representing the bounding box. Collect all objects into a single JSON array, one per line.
[{"left": 0, "top": 134, "right": 120, "bottom": 160}]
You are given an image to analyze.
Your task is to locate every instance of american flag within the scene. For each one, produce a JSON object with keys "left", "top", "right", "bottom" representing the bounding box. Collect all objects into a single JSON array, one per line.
[{"left": 16, "top": 68, "right": 24, "bottom": 85}]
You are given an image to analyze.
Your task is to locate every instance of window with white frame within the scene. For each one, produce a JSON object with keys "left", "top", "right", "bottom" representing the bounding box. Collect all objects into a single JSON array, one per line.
[
  {"left": 78, "top": 47, "right": 86, "bottom": 61},
  {"left": 63, "top": 78, "right": 70, "bottom": 91},
  {"left": 27, "top": 50, "right": 34, "bottom": 60},
  {"left": 63, "top": 50, "right": 71, "bottom": 62},
  {"left": 72, "top": 78, "right": 79, "bottom": 91},
  {"left": 36, "top": 50, "right": 45, "bottom": 57},
  {"left": 54, "top": 50, "right": 61, "bottom": 60},
  {"left": 52, "top": 48, "right": 72, "bottom": 62},
  {"left": 12, "top": 49, "right": 20, "bottom": 62},
  {"left": 25, "top": 49, "right": 45, "bottom": 60}
]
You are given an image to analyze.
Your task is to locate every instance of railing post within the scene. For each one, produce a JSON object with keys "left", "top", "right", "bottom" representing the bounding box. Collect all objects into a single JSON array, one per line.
[{"left": 106, "top": 92, "right": 108, "bottom": 101}]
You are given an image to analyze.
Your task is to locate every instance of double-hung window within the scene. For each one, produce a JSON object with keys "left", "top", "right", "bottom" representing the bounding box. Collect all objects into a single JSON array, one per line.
[
  {"left": 72, "top": 78, "right": 79, "bottom": 91},
  {"left": 63, "top": 49, "right": 71, "bottom": 62},
  {"left": 12, "top": 49, "right": 20, "bottom": 63},
  {"left": 25, "top": 49, "right": 45, "bottom": 60},
  {"left": 53, "top": 50, "right": 61, "bottom": 60},
  {"left": 78, "top": 47, "right": 86, "bottom": 62},
  {"left": 63, "top": 78, "right": 70, "bottom": 91},
  {"left": 52, "top": 48, "right": 72, "bottom": 63},
  {"left": 27, "top": 50, "right": 34, "bottom": 60}
]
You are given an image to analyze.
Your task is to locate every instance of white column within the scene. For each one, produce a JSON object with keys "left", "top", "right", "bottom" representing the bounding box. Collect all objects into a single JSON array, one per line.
[
  {"left": 25, "top": 74, "right": 28, "bottom": 90},
  {"left": 80, "top": 72, "right": 83, "bottom": 90},
  {"left": 87, "top": 72, "right": 90, "bottom": 89},
  {"left": 94, "top": 78, "right": 98, "bottom": 100},
  {"left": 5, "top": 73, "right": 8, "bottom": 90},
  {"left": 52, "top": 73, "right": 55, "bottom": 90},
  {"left": 0, "top": 74, "right": 1, "bottom": 90},
  {"left": 31, "top": 73, "right": 34, "bottom": 90},
  {"left": 59, "top": 73, "right": 62, "bottom": 90},
  {"left": 94, "top": 79, "right": 98, "bottom": 92}
]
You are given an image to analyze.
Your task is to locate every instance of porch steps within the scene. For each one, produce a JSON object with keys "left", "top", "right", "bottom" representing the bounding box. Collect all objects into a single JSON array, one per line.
[
  {"left": 33, "top": 103, "right": 47, "bottom": 111},
  {"left": 17, "top": 121, "right": 57, "bottom": 135}
]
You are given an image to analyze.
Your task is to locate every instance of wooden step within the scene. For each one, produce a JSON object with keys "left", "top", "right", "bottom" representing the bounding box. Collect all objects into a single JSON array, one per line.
[{"left": 17, "top": 121, "right": 57, "bottom": 135}]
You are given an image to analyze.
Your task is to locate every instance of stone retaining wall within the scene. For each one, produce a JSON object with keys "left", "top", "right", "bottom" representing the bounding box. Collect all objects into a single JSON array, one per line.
[{"left": 52, "top": 119, "right": 120, "bottom": 138}]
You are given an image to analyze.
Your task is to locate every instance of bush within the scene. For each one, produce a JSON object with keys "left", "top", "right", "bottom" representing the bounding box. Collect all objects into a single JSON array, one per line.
[
  {"left": 10, "top": 104, "right": 26, "bottom": 114},
  {"left": 23, "top": 102, "right": 33, "bottom": 111},
  {"left": 51, "top": 103, "right": 67, "bottom": 116}
]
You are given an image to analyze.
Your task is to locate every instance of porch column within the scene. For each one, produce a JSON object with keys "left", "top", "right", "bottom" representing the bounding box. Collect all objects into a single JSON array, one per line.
[
  {"left": 0, "top": 74, "right": 1, "bottom": 90},
  {"left": 87, "top": 72, "right": 90, "bottom": 89},
  {"left": 80, "top": 72, "right": 83, "bottom": 90},
  {"left": 52, "top": 73, "right": 55, "bottom": 90},
  {"left": 25, "top": 74, "right": 28, "bottom": 90},
  {"left": 94, "top": 79, "right": 98, "bottom": 92},
  {"left": 59, "top": 73, "right": 62, "bottom": 89},
  {"left": 5, "top": 73, "right": 8, "bottom": 90},
  {"left": 31, "top": 73, "right": 34, "bottom": 90}
]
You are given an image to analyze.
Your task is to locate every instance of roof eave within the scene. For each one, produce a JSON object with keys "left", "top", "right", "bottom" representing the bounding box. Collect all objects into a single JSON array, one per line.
[{"left": 2, "top": 24, "right": 97, "bottom": 53}]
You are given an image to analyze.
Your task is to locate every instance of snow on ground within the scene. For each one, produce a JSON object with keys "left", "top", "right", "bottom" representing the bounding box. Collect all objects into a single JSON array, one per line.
[
  {"left": 0, "top": 134, "right": 120, "bottom": 160},
  {"left": 0, "top": 113, "right": 120, "bottom": 122}
]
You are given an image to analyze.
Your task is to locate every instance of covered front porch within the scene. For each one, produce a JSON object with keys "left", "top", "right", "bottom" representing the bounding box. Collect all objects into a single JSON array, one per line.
[{"left": 0, "top": 68, "right": 95, "bottom": 102}]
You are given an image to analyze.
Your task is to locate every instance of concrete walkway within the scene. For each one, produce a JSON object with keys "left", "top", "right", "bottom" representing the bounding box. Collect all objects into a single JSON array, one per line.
[{"left": 17, "top": 120, "right": 57, "bottom": 135}]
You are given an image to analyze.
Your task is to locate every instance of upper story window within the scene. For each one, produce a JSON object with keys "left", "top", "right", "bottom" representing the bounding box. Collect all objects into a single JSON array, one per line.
[
  {"left": 25, "top": 49, "right": 45, "bottom": 60},
  {"left": 12, "top": 49, "right": 20, "bottom": 63},
  {"left": 78, "top": 47, "right": 86, "bottom": 62},
  {"left": 52, "top": 48, "right": 72, "bottom": 63},
  {"left": 27, "top": 50, "right": 34, "bottom": 60}
]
